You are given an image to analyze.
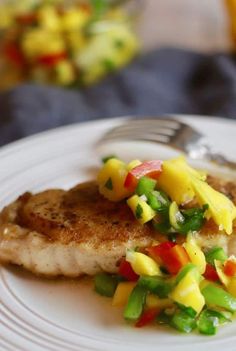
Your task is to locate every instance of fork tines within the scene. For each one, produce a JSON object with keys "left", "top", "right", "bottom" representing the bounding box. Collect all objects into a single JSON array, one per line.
[{"left": 102, "top": 117, "right": 182, "bottom": 144}]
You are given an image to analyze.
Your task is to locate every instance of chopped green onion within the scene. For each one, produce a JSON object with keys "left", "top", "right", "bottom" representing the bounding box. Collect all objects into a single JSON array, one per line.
[
  {"left": 201, "top": 283, "right": 236, "bottom": 312},
  {"left": 123, "top": 286, "right": 147, "bottom": 321},
  {"left": 135, "top": 204, "right": 143, "bottom": 219},
  {"left": 136, "top": 176, "right": 156, "bottom": 197},
  {"left": 105, "top": 177, "right": 113, "bottom": 190},
  {"left": 138, "top": 276, "right": 173, "bottom": 298},
  {"left": 205, "top": 247, "right": 228, "bottom": 266},
  {"left": 94, "top": 273, "right": 118, "bottom": 297},
  {"left": 170, "top": 310, "right": 196, "bottom": 333}
]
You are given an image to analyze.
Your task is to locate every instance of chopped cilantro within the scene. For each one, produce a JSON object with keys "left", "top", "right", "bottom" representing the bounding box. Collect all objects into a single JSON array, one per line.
[
  {"left": 105, "top": 177, "right": 113, "bottom": 190},
  {"left": 135, "top": 204, "right": 143, "bottom": 219}
]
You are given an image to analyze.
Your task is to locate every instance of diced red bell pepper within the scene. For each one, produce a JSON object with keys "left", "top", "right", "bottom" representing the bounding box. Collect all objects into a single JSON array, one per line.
[
  {"left": 124, "top": 160, "right": 163, "bottom": 192},
  {"left": 37, "top": 52, "right": 67, "bottom": 67},
  {"left": 4, "top": 43, "right": 25, "bottom": 66},
  {"left": 147, "top": 242, "right": 189, "bottom": 275},
  {"left": 147, "top": 241, "right": 176, "bottom": 264},
  {"left": 163, "top": 245, "right": 190, "bottom": 275},
  {"left": 15, "top": 13, "right": 37, "bottom": 25},
  {"left": 118, "top": 258, "right": 139, "bottom": 281},
  {"left": 203, "top": 263, "right": 219, "bottom": 282},
  {"left": 135, "top": 308, "right": 160, "bottom": 328},
  {"left": 224, "top": 260, "right": 236, "bottom": 277}
]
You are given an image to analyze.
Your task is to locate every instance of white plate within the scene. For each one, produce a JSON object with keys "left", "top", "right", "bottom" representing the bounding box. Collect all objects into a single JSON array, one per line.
[{"left": 0, "top": 115, "right": 236, "bottom": 351}]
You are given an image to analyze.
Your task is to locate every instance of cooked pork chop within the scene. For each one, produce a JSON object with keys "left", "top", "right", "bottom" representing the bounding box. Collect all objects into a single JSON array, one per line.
[{"left": 0, "top": 177, "right": 236, "bottom": 277}]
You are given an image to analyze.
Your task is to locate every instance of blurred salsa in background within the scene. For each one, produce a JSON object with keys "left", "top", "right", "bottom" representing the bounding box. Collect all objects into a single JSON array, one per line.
[
  {"left": 0, "top": 0, "right": 235, "bottom": 90},
  {"left": 0, "top": 0, "right": 140, "bottom": 89}
]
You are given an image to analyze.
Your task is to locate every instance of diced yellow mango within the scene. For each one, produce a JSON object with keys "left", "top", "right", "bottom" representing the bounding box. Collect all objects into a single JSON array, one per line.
[
  {"left": 199, "top": 279, "right": 211, "bottom": 290},
  {"left": 169, "top": 271, "right": 205, "bottom": 315},
  {"left": 112, "top": 282, "right": 136, "bottom": 307},
  {"left": 61, "top": 8, "right": 90, "bottom": 31},
  {"left": 37, "top": 5, "right": 61, "bottom": 31},
  {"left": 227, "top": 277, "right": 236, "bottom": 298},
  {"left": 157, "top": 156, "right": 205, "bottom": 205},
  {"left": 190, "top": 176, "right": 236, "bottom": 234},
  {"left": 171, "top": 156, "right": 207, "bottom": 181},
  {"left": 53, "top": 60, "right": 75, "bottom": 85},
  {"left": 215, "top": 260, "right": 230, "bottom": 287},
  {"left": 97, "top": 158, "right": 131, "bottom": 201},
  {"left": 21, "top": 29, "right": 66, "bottom": 60},
  {"left": 146, "top": 294, "right": 173, "bottom": 309},
  {"left": 127, "top": 159, "right": 142, "bottom": 171},
  {"left": 126, "top": 251, "right": 163, "bottom": 276},
  {"left": 183, "top": 233, "right": 206, "bottom": 274},
  {"left": 127, "top": 195, "right": 156, "bottom": 224}
]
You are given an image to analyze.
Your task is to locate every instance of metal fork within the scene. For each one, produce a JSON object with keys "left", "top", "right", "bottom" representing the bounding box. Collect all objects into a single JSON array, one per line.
[{"left": 100, "top": 117, "right": 236, "bottom": 170}]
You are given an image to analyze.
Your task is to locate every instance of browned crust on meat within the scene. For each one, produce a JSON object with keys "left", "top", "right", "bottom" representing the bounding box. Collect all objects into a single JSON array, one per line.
[
  {"left": 16, "top": 181, "right": 155, "bottom": 246},
  {"left": 207, "top": 175, "right": 236, "bottom": 203},
  {"left": 1, "top": 175, "right": 236, "bottom": 248}
]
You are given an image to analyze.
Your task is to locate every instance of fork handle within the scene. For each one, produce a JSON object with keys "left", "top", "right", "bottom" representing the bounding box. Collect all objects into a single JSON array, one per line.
[{"left": 205, "top": 151, "right": 236, "bottom": 171}]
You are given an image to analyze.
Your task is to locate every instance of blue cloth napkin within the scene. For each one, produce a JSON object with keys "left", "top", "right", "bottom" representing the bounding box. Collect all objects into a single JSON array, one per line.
[{"left": 0, "top": 47, "right": 236, "bottom": 146}]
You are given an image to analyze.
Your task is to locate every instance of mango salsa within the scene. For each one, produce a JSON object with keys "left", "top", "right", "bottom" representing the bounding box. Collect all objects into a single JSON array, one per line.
[
  {"left": 157, "top": 156, "right": 206, "bottom": 205},
  {"left": 127, "top": 195, "right": 156, "bottom": 224},
  {"left": 227, "top": 277, "right": 236, "bottom": 298},
  {"left": 170, "top": 271, "right": 205, "bottom": 315},
  {"left": 191, "top": 176, "right": 236, "bottom": 234},
  {"left": 112, "top": 282, "right": 136, "bottom": 307},
  {"left": 97, "top": 158, "right": 131, "bottom": 201},
  {"left": 183, "top": 233, "right": 206, "bottom": 274},
  {"left": 146, "top": 294, "right": 173, "bottom": 309},
  {"left": 126, "top": 251, "right": 163, "bottom": 277}
]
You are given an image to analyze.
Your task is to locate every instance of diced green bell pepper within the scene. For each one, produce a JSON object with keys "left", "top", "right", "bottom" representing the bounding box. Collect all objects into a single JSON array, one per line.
[
  {"left": 123, "top": 285, "right": 147, "bottom": 321},
  {"left": 205, "top": 247, "right": 228, "bottom": 266},
  {"left": 176, "top": 303, "right": 197, "bottom": 318},
  {"left": 156, "top": 310, "right": 172, "bottom": 325},
  {"left": 170, "top": 310, "right": 196, "bottom": 333},
  {"left": 135, "top": 176, "right": 156, "bottom": 197},
  {"left": 197, "top": 309, "right": 231, "bottom": 335},
  {"left": 94, "top": 273, "right": 118, "bottom": 297},
  {"left": 138, "top": 276, "right": 173, "bottom": 298},
  {"left": 201, "top": 283, "right": 236, "bottom": 312}
]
